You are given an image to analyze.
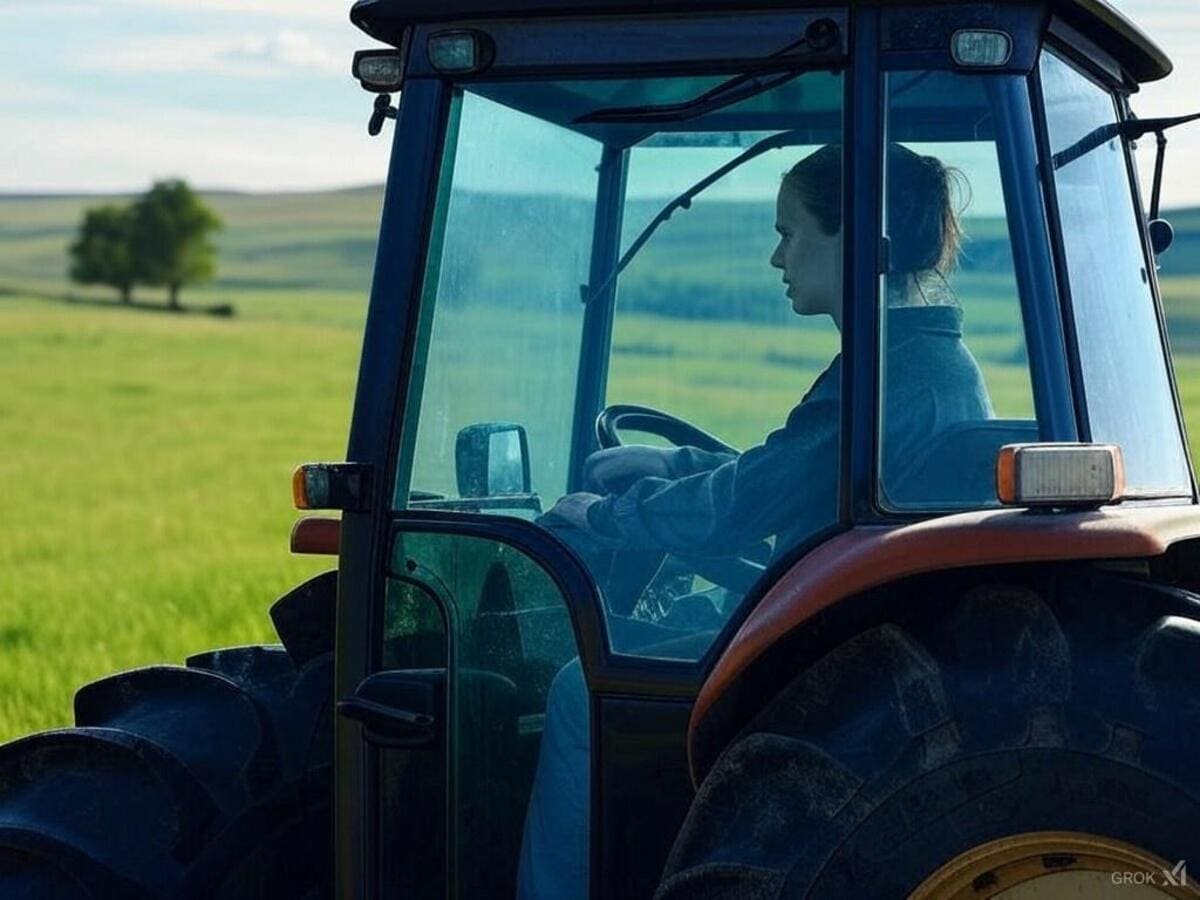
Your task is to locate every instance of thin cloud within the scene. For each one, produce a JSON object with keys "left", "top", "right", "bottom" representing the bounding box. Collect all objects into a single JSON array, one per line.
[
  {"left": 0, "top": 104, "right": 390, "bottom": 193},
  {"left": 227, "top": 30, "right": 344, "bottom": 74},
  {"left": 0, "top": 78, "right": 76, "bottom": 107},
  {"left": 0, "top": 0, "right": 354, "bottom": 21},
  {"left": 90, "top": 30, "right": 346, "bottom": 77},
  {"left": 0, "top": 2, "right": 96, "bottom": 16},
  {"left": 127, "top": 0, "right": 350, "bottom": 19},
  {"left": 0, "top": 0, "right": 350, "bottom": 23}
]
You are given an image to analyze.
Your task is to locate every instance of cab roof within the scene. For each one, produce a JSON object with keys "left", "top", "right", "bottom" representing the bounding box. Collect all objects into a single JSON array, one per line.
[{"left": 350, "top": 0, "right": 1171, "bottom": 84}]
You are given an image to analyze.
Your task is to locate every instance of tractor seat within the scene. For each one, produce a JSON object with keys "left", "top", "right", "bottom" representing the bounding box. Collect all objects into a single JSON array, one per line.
[{"left": 886, "top": 418, "right": 1040, "bottom": 508}]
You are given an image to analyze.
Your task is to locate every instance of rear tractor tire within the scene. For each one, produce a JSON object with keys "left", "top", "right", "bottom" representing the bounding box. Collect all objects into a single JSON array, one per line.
[
  {"left": 0, "top": 571, "right": 336, "bottom": 900},
  {"left": 659, "top": 570, "right": 1200, "bottom": 899}
]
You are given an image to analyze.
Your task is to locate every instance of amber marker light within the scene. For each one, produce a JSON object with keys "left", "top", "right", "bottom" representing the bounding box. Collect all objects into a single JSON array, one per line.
[
  {"left": 291, "top": 462, "right": 370, "bottom": 512},
  {"left": 293, "top": 466, "right": 314, "bottom": 510},
  {"left": 293, "top": 464, "right": 333, "bottom": 511},
  {"left": 996, "top": 443, "right": 1125, "bottom": 508}
]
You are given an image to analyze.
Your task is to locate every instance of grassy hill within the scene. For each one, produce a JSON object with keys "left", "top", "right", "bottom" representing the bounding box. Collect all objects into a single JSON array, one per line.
[
  {"left": 4, "top": 186, "right": 1199, "bottom": 314},
  {"left": 0, "top": 186, "right": 385, "bottom": 298}
]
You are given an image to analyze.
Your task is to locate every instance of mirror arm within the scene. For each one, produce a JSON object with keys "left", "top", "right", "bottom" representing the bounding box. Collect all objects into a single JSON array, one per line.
[{"left": 1150, "top": 129, "right": 1168, "bottom": 220}]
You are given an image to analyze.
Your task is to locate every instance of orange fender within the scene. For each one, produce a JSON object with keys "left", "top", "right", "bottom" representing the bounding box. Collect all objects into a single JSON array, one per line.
[
  {"left": 291, "top": 517, "right": 341, "bottom": 556},
  {"left": 689, "top": 504, "right": 1200, "bottom": 782}
]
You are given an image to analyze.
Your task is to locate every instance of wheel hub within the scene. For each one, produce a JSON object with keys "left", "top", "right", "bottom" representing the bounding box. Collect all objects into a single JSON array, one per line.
[{"left": 910, "top": 832, "right": 1198, "bottom": 899}]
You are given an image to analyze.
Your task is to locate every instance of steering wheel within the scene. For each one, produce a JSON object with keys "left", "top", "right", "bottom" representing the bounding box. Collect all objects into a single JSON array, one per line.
[
  {"left": 587, "top": 404, "right": 767, "bottom": 610},
  {"left": 596, "top": 403, "right": 738, "bottom": 454}
]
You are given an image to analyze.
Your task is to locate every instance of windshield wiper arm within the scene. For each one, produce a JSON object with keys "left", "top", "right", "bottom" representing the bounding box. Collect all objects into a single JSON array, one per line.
[
  {"left": 584, "top": 129, "right": 811, "bottom": 305},
  {"left": 1052, "top": 112, "right": 1200, "bottom": 171},
  {"left": 1050, "top": 111, "right": 1200, "bottom": 219},
  {"left": 574, "top": 18, "right": 840, "bottom": 126}
]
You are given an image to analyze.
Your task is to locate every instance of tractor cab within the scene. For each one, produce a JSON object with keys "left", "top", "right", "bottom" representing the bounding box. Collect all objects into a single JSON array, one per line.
[{"left": 317, "top": 1, "right": 1198, "bottom": 897}]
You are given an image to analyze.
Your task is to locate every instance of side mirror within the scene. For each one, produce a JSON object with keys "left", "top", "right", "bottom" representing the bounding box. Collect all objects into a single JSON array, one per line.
[
  {"left": 1149, "top": 218, "right": 1174, "bottom": 256},
  {"left": 456, "top": 423, "right": 531, "bottom": 498}
]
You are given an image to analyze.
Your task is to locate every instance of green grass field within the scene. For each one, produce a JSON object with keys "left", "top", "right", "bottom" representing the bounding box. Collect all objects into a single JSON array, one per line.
[
  {"left": 4, "top": 284, "right": 1200, "bottom": 741},
  {"left": 3, "top": 186, "right": 1200, "bottom": 742},
  {"left": 0, "top": 291, "right": 361, "bottom": 739}
]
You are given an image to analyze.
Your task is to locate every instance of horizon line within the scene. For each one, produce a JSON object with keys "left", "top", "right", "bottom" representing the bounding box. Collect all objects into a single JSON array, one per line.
[{"left": 0, "top": 181, "right": 386, "bottom": 200}]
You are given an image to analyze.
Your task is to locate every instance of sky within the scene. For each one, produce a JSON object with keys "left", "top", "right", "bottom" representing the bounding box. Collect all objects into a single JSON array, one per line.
[
  {"left": 1, "top": 0, "right": 1199, "bottom": 204},
  {"left": 0, "top": 0, "right": 394, "bottom": 192}
]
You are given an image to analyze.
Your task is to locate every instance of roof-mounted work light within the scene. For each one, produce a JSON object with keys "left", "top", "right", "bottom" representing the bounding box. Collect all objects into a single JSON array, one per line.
[
  {"left": 428, "top": 29, "right": 495, "bottom": 75},
  {"left": 353, "top": 48, "right": 406, "bottom": 93},
  {"left": 951, "top": 30, "right": 1013, "bottom": 68}
]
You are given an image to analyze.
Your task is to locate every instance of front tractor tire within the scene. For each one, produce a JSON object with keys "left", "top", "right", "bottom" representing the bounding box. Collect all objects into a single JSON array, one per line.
[
  {"left": 0, "top": 571, "right": 336, "bottom": 900},
  {"left": 659, "top": 569, "right": 1200, "bottom": 899}
]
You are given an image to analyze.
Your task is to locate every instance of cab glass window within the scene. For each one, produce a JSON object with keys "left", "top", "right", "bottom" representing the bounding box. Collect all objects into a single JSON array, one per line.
[
  {"left": 1040, "top": 49, "right": 1191, "bottom": 496},
  {"left": 597, "top": 72, "right": 843, "bottom": 659},
  {"left": 609, "top": 84, "right": 842, "bottom": 451},
  {"left": 399, "top": 89, "right": 600, "bottom": 511},
  {"left": 398, "top": 71, "right": 844, "bottom": 664},
  {"left": 878, "top": 71, "right": 1041, "bottom": 510}
]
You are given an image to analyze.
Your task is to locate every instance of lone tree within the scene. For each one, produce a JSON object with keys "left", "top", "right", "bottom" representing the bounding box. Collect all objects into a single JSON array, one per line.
[
  {"left": 68, "top": 205, "right": 137, "bottom": 303},
  {"left": 132, "top": 180, "right": 222, "bottom": 309}
]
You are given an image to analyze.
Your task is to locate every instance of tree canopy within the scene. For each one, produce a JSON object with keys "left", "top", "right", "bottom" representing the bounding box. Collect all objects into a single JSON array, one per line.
[
  {"left": 132, "top": 181, "right": 223, "bottom": 308},
  {"left": 68, "top": 205, "right": 137, "bottom": 303},
  {"left": 67, "top": 180, "right": 222, "bottom": 309}
]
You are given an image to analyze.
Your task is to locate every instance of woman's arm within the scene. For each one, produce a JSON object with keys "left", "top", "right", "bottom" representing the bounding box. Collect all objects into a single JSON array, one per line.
[
  {"left": 584, "top": 444, "right": 737, "bottom": 495},
  {"left": 583, "top": 397, "right": 840, "bottom": 557}
]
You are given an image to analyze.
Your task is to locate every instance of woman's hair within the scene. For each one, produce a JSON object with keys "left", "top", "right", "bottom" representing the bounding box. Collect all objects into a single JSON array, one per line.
[{"left": 782, "top": 143, "right": 968, "bottom": 280}]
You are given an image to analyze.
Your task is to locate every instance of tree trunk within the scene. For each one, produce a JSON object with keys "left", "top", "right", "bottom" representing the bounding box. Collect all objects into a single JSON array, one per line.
[
  {"left": 120, "top": 285, "right": 132, "bottom": 304},
  {"left": 168, "top": 283, "right": 181, "bottom": 310}
]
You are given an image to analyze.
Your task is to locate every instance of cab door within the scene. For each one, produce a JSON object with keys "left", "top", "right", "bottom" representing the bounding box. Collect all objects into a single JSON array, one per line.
[
  {"left": 332, "top": 69, "right": 615, "bottom": 900},
  {"left": 346, "top": 515, "right": 601, "bottom": 900}
]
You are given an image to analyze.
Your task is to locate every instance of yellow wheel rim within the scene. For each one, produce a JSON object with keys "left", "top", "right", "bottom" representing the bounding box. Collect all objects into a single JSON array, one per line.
[{"left": 909, "top": 832, "right": 1198, "bottom": 899}]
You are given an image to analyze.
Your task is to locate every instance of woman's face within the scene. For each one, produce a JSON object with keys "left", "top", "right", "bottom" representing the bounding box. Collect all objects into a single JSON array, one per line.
[{"left": 770, "top": 187, "right": 842, "bottom": 323}]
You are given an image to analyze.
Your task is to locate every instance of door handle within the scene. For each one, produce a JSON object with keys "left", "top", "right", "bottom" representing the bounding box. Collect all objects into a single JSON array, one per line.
[
  {"left": 337, "top": 697, "right": 436, "bottom": 746},
  {"left": 339, "top": 668, "right": 444, "bottom": 748}
]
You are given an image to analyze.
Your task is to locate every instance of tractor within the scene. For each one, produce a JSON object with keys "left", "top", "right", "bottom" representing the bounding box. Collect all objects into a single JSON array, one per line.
[{"left": 5, "top": 0, "right": 1200, "bottom": 897}]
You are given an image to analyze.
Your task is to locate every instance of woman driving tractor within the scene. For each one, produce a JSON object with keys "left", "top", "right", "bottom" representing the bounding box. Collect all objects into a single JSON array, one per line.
[
  {"left": 543, "top": 143, "right": 991, "bottom": 578},
  {"left": 521, "top": 143, "right": 995, "bottom": 900}
]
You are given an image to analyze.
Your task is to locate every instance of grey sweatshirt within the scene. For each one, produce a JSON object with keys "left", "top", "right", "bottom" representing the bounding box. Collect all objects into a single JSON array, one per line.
[{"left": 584, "top": 306, "right": 995, "bottom": 558}]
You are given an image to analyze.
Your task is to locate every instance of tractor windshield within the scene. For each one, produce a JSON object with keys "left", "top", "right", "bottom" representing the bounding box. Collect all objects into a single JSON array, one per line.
[{"left": 1040, "top": 49, "right": 1192, "bottom": 497}]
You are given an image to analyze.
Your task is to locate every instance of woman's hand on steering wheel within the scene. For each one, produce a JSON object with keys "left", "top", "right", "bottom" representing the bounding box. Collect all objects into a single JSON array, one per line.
[
  {"left": 578, "top": 405, "right": 765, "bottom": 599},
  {"left": 584, "top": 445, "right": 675, "bottom": 494}
]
